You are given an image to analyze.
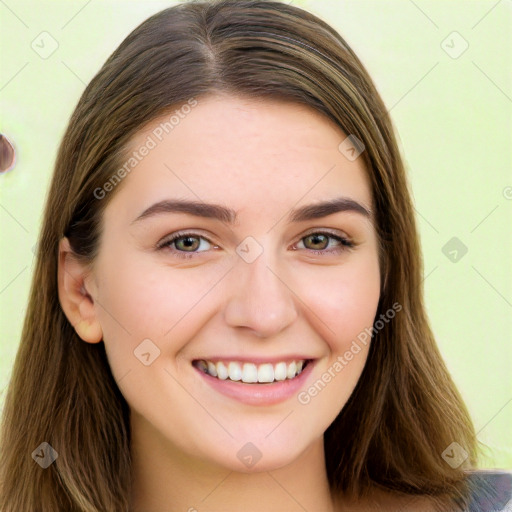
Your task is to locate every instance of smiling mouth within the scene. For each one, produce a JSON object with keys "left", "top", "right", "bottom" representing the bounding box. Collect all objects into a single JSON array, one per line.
[{"left": 192, "top": 359, "right": 311, "bottom": 384}]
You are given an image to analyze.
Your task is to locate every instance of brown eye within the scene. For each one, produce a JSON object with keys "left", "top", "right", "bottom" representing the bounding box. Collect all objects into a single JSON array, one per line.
[
  {"left": 174, "top": 236, "right": 201, "bottom": 252},
  {"left": 303, "top": 233, "right": 329, "bottom": 250},
  {"left": 157, "top": 232, "right": 215, "bottom": 260},
  {"left": 296, "top": 232, "right": 354, "bottom": 255}
]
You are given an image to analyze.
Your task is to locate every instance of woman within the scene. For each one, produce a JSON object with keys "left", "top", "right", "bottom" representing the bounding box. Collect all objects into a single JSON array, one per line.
[{"left": 0, "top": 1, "right": 509, "bottom": 510}]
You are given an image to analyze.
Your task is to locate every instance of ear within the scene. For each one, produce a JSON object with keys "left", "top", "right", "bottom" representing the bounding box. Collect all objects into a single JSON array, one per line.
[{"left": 57, "top": 237, "right": 103, "bottom": 344}]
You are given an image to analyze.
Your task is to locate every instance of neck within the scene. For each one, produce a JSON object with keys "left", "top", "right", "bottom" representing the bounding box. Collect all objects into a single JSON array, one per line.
[{"left": 129, "top": 413, "right": 337, "bottom": 512}]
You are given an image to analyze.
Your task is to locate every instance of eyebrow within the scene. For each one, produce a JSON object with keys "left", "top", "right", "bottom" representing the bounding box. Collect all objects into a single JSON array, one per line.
[{"left": 131, "top": 197, "right": 371, "bottom": 225}]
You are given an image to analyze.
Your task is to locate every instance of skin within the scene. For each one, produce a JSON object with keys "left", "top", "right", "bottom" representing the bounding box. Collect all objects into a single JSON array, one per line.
[{"left": 58, "top": 94, "right": 435, "bottom": 511}]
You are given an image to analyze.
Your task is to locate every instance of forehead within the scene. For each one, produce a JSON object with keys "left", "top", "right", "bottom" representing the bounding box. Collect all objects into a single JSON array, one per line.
[{"left": 106, "top": 94, "right": 373, "bottom": 223}]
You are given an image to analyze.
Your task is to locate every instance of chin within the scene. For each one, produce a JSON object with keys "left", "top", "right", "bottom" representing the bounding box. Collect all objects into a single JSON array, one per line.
[{"left": 198, "top": 431, "right": 316, "bottom": 474}]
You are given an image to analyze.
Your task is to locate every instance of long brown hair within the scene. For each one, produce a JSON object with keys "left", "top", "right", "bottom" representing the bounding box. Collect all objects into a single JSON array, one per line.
[{"left": 0, "top": 1, "right": 478, "bottom": 510}]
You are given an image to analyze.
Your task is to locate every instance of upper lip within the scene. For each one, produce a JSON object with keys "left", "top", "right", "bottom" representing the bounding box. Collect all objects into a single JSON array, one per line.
[{"left": 193, "top": 356, "right": 315, "bottom": 365}]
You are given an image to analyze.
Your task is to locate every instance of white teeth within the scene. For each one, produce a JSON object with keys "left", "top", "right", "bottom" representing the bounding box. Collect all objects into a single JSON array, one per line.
[
  {"left": 274, "top": 362, "right": 287, "bottom": 381},
  {"left": 216, "top": 361, "right": 228, "bottom": 380},
  {"left": 207, "top": 361, "right": 217, "bottom": 377},
  {"left": 242, "top": 363, "right": 258, "bottom": 383},
  {"left": 287, "top": 361, "right": 297, "bottom": 379},
  {"left": 196, "top": 359, "right": 308, "bottom": 383},
  {"left": 228, "top": 361, "right": 242, "bottom": 381},
  {"left": 258, "top": 363, "right": 274, "bottom": 383}
]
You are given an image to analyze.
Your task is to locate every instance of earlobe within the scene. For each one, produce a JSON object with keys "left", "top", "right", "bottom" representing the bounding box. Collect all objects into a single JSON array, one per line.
[
  {"left": 57, "top": 237, "right": 103, "bottom": 344},
  {"left": 74, "top": 319, "right": 103, "bottom": 344}
]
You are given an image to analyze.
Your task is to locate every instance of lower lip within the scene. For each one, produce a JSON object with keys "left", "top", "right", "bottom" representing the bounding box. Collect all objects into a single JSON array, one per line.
[{"left": 194, "top": 361, "right": 315, "bottom": 405}]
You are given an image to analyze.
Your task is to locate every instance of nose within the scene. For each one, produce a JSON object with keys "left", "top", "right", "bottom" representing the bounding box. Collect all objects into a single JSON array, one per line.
[{"left": 223, "top": 247, "right": 298, "bottom": 338}]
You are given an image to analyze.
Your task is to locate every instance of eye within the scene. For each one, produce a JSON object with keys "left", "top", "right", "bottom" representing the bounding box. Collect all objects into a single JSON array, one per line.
[
  {"left": 295, "top": 231, "right": 354, "bottom": 255},
  {"left": 157, "top": 230, "right": 355, "bottom": 260},
  {"left": 157, "top": 231, "right": 216, "bottom": 260}
]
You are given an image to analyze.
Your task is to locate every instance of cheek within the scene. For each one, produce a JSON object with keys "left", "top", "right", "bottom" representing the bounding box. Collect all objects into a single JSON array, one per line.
[
  {"left": 293, "top": 257, "right": 380, "bottom": 419},
  {"left": 294, "top": 252, "right": 381, "bottom": 352},
  {"left": 95, "top": 265, "right": 171, "bottom": 340},
  {"left": 92, "top": 252, "right": 230, "bottom": 367}
]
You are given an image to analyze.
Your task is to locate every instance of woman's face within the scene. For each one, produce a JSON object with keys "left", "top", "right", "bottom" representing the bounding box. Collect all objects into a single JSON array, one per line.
[{"left": 84, "top": 94, "right": 380, "bottom": 471}]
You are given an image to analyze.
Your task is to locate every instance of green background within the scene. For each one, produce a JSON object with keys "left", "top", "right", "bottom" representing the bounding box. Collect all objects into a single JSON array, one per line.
[{"left": 1, "top": 0, "right": 511, "bottom": 469}]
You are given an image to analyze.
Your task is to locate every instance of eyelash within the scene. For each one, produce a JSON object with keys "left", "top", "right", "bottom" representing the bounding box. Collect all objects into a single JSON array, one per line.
[{"left": 156, "top": 230, "right": 355, "bottom": 260}]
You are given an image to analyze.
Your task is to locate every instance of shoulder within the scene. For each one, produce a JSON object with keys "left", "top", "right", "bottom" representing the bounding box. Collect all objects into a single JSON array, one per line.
[
  {"left": 333, "top": 487, "right": 447, "bottom": 512},
  {"left": 333, "top": 472, "right": 512, "bottom": 512},
  {"left": 463, "top": 469, "right": 512, "bottom": 512}
]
